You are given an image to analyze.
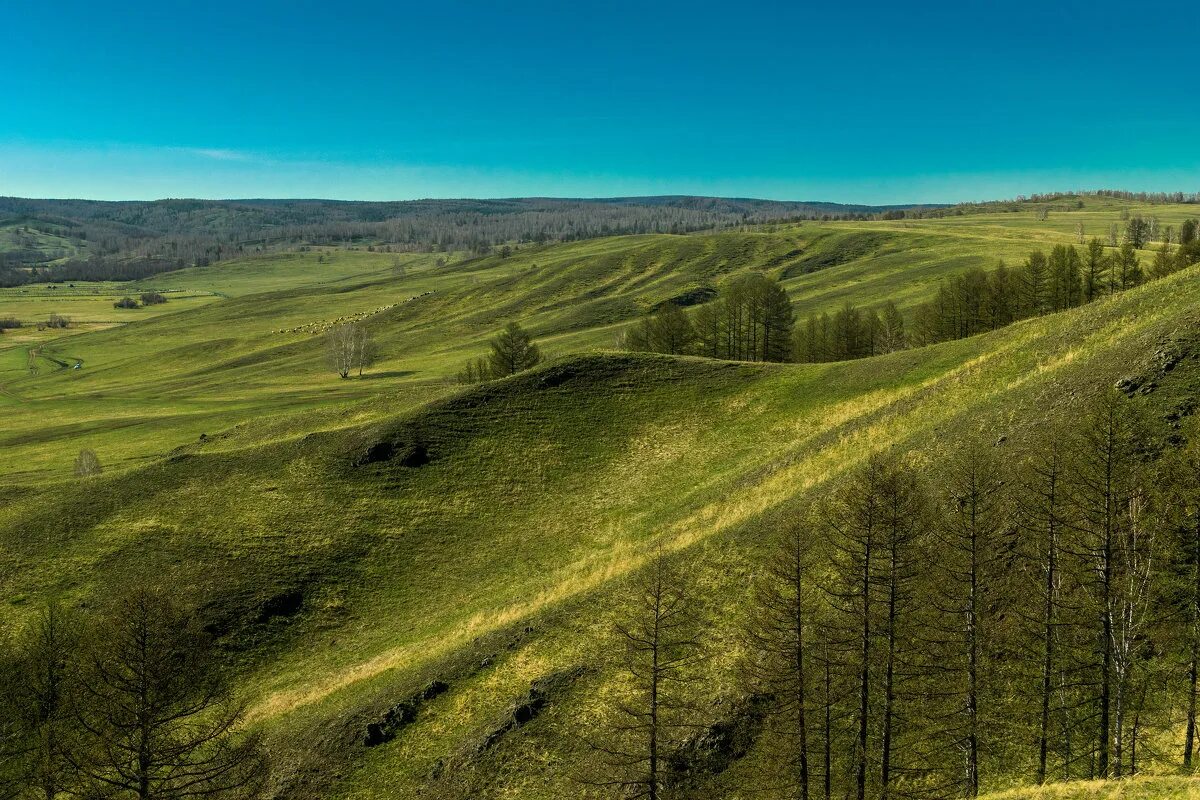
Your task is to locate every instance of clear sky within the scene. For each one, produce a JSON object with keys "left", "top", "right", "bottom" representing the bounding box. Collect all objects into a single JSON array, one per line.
[{"left": 2, "top": 0, "right": 1197, "bottom": 204}]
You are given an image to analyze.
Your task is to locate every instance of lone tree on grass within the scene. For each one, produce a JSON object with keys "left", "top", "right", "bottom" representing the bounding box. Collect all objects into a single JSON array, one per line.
[
  {"left": 457, "top": 321, "right": 542, "bottom": 383},
  {"left": 325, "top": 322, "right": 378, "bottom": 378},
  {"left": 72, "top": 588, "right": 268, "bottom": 800},
  {"left": 74, "top": 449, "right": 102, "bottom": 477},
  {"left": 487, "top": 321, "right": 542, "bottom": 378}
]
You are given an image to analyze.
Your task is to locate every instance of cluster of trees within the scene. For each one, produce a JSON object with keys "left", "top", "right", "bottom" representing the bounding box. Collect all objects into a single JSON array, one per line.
[
  {"left": 597, "top": 394, "right": 1200, "bottom": 799},
  {"left": 0, "top": 258, "right": 191, "bottom": 289},
  {"left": 0, "top": 588, "right": 268, "bottom": 799},
  {"left": 792, "top": 301, "right": 906, "bottom": 362},
  {"left": 458, "top": 322, "right": 543, "bottom": 383},
  {"left": 907, "top": 193, "right": 1200, "bottom": 222},
  {"left": 1089, "top": 190, "right": 1200, "bottom": 205},
  {"left": 321, "top": 317, "right": 543, "bottom": 383},
  {"left": 623, "top": 273, "right": 795, "bottom": 362},
  {"left": 908, "top": 232, "right": 1198, "bottom": 349},
  {"left": 795, "top": 223, "right": 1200, "bottom": 363},
  {"left": 113, "top": 292, "right": 168, "bottom": 310}
]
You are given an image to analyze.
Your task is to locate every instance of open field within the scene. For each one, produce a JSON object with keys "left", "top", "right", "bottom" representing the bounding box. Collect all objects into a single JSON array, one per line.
[{"left": 1, "top": 196, "right": 1198, "bottom": 798}]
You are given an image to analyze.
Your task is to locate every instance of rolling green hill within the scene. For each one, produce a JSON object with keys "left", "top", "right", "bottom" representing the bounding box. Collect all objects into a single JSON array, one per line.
[
  {"left": 1, "top": 195, "right": 1198, "bottom": 799},
  {"left": 3, "top": 197, "right": 1194, "bottom": 481}
]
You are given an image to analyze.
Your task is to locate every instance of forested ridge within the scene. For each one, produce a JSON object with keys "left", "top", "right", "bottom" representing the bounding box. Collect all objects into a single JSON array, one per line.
[{"left": 0, "top": 195, "right": 928, "bottom": 286}]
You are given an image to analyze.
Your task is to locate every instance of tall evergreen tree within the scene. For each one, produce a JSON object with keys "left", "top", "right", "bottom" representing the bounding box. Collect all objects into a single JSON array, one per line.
[
  {"left": 747, "top": 514, "right": 819, "bottom": 800},
  {"left": 1083, "top": 239, "right": 1108, "bottom": 303},
  {"left": 931, "top": 444, "right": 1010, "bottom": 797},
  {"left": 1113, "top": 243, "right": 1143, "bottom": 290},
  {"left": 72, "top": 589, "right": 267, "bottom": 800},
  {"left": 592, "top": 557, "right": 703, "bottom": 800},
  {"left": 1018, "top": 442, "right": 1071, "bottom": 784},
  {"left": 1068, "top": 392, "right": 1147, "bottom": 778},
  {"left": 1020, "top": 251, "right": 1049, "bottom": 316}
]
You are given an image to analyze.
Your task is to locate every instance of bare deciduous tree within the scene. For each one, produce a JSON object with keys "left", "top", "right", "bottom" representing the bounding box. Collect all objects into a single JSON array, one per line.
[
  {"left": 325, "top": 322, "right": 378, "bottom": 378},
  {"left": 74, "top": 449, "right": 102, "bottom": 477}
]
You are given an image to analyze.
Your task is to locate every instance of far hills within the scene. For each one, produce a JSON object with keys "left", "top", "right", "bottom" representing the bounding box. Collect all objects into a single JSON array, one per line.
[{"left": 0, "top": 195, "right": 939, "bottom": 285}]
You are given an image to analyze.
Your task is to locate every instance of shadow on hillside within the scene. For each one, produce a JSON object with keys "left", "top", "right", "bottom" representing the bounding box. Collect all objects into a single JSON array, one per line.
[{"left": 360, "top": 370, "right": 417, "bottom": 380}]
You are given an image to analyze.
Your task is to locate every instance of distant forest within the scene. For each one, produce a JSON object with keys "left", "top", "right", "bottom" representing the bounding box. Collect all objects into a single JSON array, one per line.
[
  {"left": 4, "top": 191, "right": 1196, "bottom": 288},
  {"left": 0, "top": 196, "right": 929, "bottom": 286}
]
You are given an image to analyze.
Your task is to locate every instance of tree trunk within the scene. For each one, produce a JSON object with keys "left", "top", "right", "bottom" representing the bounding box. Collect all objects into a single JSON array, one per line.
[
  {"left": 1038, "top": 507, "right": 1058, "bottom": 784},
  {"left": 824, "top": 651, "right": 833, "bottom": 800},
  {"left": 881, "top": 544, "right": 898, "bottom": 800},
  {"left": 856, "top": 538, "right": 872, "bottom": 800},
  {"left": 1187, "top": 510, "right": 1200, "bottom": 770},
  {"left": 796, "top": 590, "right": 810, "bottom": 800}
]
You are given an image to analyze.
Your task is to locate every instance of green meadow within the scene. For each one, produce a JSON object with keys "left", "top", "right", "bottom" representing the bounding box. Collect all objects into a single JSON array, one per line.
[{"left": 1, "top": 196, "right": 1198, "bottom": 798}]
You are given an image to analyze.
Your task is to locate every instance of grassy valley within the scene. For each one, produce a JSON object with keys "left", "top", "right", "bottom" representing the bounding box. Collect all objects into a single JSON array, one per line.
[{"left": 1, "top": 195, "right": 1199, "bottom": 799}]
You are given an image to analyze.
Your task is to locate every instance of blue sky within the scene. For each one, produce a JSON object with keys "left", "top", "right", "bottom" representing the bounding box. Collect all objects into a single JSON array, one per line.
[{"left": 2, "top": 0, "right": 1197, "bottom": 204}]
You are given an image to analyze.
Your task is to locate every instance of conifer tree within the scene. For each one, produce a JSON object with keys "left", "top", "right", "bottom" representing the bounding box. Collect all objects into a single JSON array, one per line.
[
  {"left": 1020, "top": 251, "right": 1048, "bottom": 316},
  {"left": 692, "top": 302, "right": 724, "bottom": 359},
  {"left": 1168, "top": 420, "right": 1200, "bottom": 769},
  {"left": 1018, "top": 442, "right": 1070, "bottom": 784},
  {"left": 1083, "top": 239, "right": 1108, "bottom": 302},
  {"left": 625, "top": 304, "right": 695, "bottom": 355},
  {"left": 746, "top": 514, "right": 819, "bottom": 800},
  {"left": 931, "top": 444, "right": 1010, "bottom": 797},
  {"left": 1068, "top": 392, "right": 1147, "bottom": 778},
  {"left": 1113, "top": 243, "right": 1143, "bottom": 290},
  {"left": 487, "top": 321, "right": 542, "bottom": 377},
  {"left": 9, "top": 603, "right": 83, "bottom": 800},
  {"left": 1150, "top": 241, "right": 1176, "bottom": 279},
  {"left": 72, "top": 588, "right": 267, "bottom": 800},
  {"left": 592, "top": 557, "right": 703, "bottom": 800}
]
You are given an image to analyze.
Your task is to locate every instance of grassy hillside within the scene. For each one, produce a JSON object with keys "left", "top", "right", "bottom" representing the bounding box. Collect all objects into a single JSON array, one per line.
[
  {"left": 983, "top": 776, "right": 1200, "bottom": 799},
  {"left": 1, "top": 196, "right": 1198, "bottom": 798},
  {"left": 3, "top": 196, "right": 1194, "bottom": 481}
]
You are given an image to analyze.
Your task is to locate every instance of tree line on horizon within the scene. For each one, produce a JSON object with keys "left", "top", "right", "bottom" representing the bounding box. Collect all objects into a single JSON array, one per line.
[
  {"left": 593, "top": 395, "right": 1200, "bottom": 800},
  {"left": 0, "top": 197, "right": 904, "bottom": 287}
]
